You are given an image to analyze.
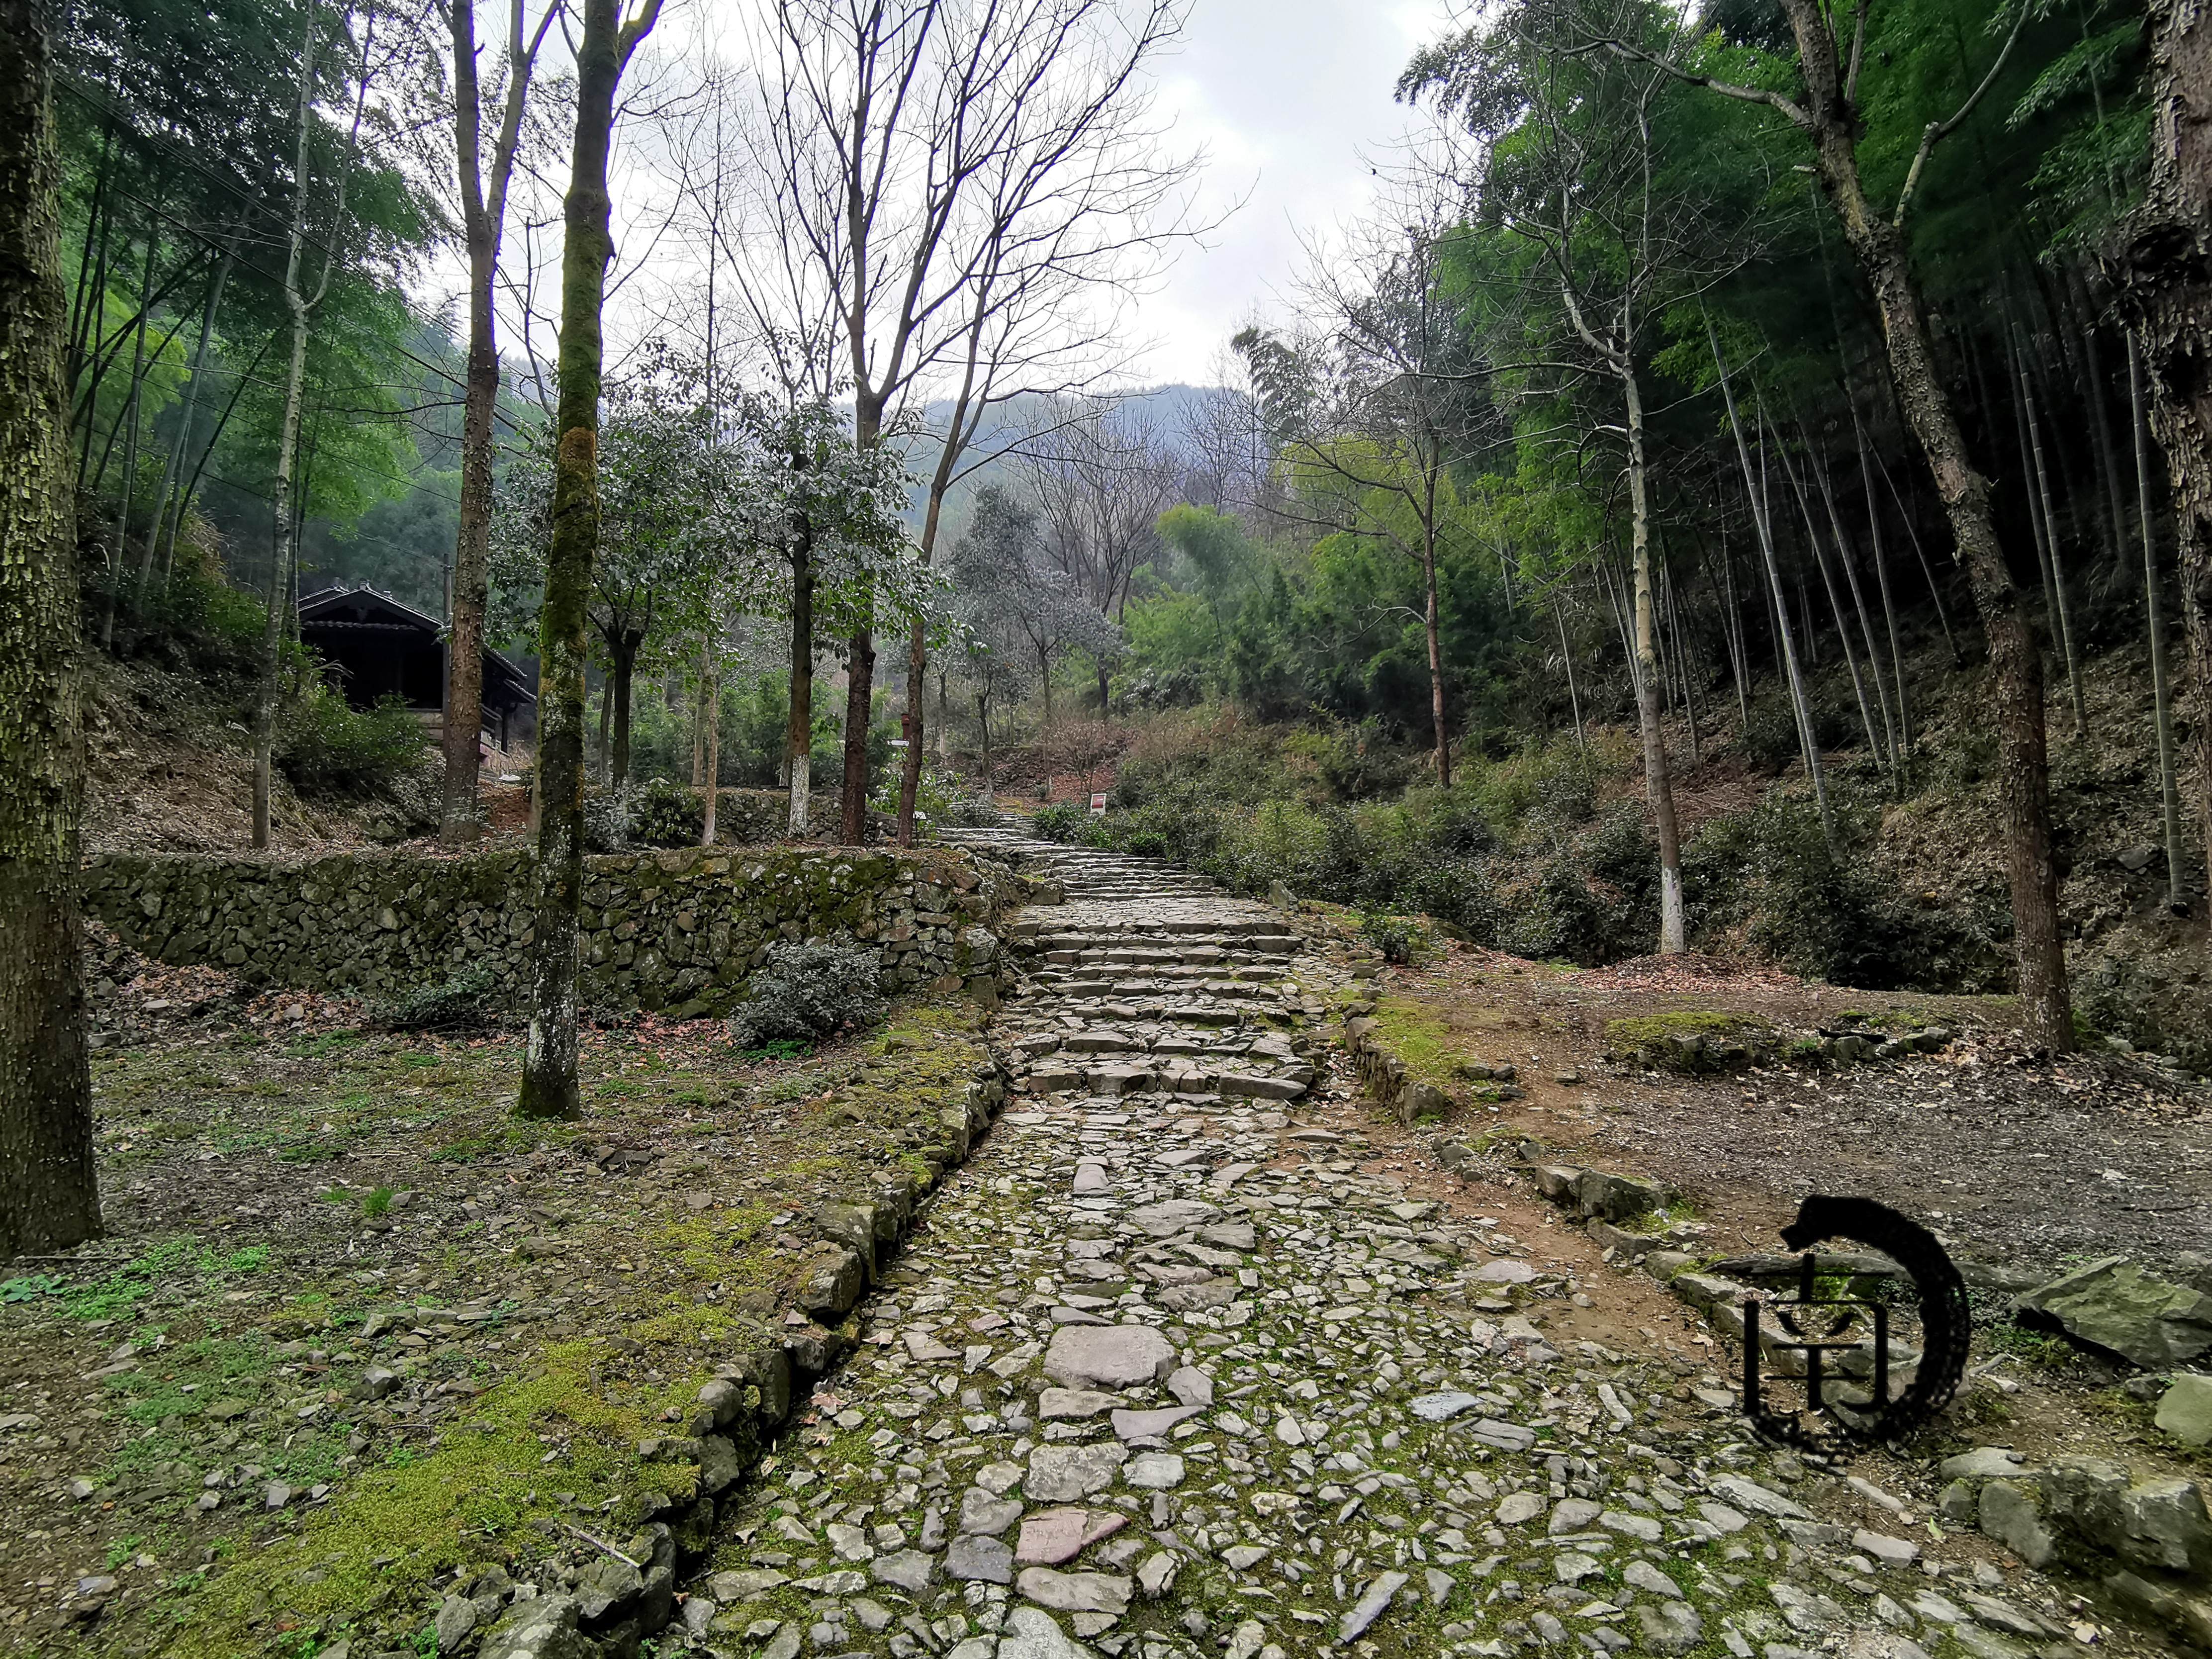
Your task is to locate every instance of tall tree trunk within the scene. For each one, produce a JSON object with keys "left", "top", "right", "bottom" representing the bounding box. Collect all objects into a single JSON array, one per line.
[
  {"left": 1853, "top": 399, "right": 1914, "bottom": 759},
  {"left": 2111, "top": 0, "right": 2212, "bottom": 896},
  {"left": 1873, "top": 442, "right": 1964, "bottom": 665},
  {"left": 700, "top": 634, "right": 720, "bottom": 846},
  {"left": 839, "top": 389, "right": 885, "bottom": 846},
  {"left": 442, "top": 0, "right": 544, "bottom": 845},
  {"left": 0, "top": 0, "right": 100, "bottom": 1256},
  {"left": 786, "top": 533, "right": 814, "bottom": 834},
  {"left": 1556, "top": 602, "right": 1586, "bottom": 749},
  {"left": 1774, "top": 412, "right": 1886, "bottom": 768},
  {"left": 1809, "top": 428, "right": 1899, "bottom": 767},
  {"left": 610, "top": 634, "right": 638, "bottom": 787},
  {"left": 2069, "top": 272, "right": 2133, "bottom": 567},
  {"left": 253, "top": 5, "right": 321, "bottom": 852},
  {"left": 897, "top": 451, "right": 960, "bottom": 846},
  {"left": 841, "top": 625, "right": 873, "bottom": 842},
  {"left": 142, "top": 239, "right": 232, "bottom": 600},
  {"left": 103, "top": 231, "right": 156, "bottom": 647},
  {"left": 2132, "top": 335, "right": 2190, "bottom": 909},
  {"left": 442, "top": 217, "right": 499, "bottom": 841},
  {"left": 2024, "top": 375, "right": 2088, "bottom": 737},
  {"left": 1712, "top": 321, "right": 1833, "bottom": 840},
  {"left": 1664, "top": 554, "right": 1701, "bottom": 765},
  {"left": 519, "top": 0, "right": 649, "bottom": 1120},
  {"left": 2009, "top": 332, "right": 2088, "bottom": 738},
  {"left": 1625, "top": 369, "right": 1682, "bottom": 952},
  {"left": 1420, "top": 467, "right": 1452, "bottom": 788},
  {"left": 1780, "top": 0, "right": 2070, "bottom": 1046}
]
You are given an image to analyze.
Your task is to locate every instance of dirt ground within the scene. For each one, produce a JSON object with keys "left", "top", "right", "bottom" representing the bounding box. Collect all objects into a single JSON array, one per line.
[
  {"left": 1374, "top": 942, "right": 2212, "bottom": 1281},
  {"left": 1346, "top": 933, "right": 2212, "bottom": 1539},
  {"left": 0, "top": 948, "right": 994, "bottom": 1658}
]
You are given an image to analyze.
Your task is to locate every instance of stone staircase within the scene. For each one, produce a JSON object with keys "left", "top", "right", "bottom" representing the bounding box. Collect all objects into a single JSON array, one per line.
[{"left": 944, "top": 830, "right": 1325, "bottom": 1106}]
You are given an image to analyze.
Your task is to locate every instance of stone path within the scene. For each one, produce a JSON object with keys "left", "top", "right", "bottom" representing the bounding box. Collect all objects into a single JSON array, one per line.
[{"left": 680, "top": 833, "right": 2096, "bottom": 1659}]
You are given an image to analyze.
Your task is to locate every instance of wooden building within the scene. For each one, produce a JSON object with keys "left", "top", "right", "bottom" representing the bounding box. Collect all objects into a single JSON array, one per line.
[{"left": 297, "top": 584, "right": 535, "bottom": 751}]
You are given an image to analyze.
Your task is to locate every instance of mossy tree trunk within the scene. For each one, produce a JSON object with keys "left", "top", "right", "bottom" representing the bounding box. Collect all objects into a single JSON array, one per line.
[
  {"left": 0, "top": 0, "right": 101, "bottom": 1255},
  {"left": 517, "top": 0, "right": 660, "bottom": 1119},
  {"left": 2112, "top": 0, "right": 2212, "bottom": 898}
]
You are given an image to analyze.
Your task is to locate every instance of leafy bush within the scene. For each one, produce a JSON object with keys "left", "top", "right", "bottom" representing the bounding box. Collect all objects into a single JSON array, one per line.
[
  {"left": 583, "top": 789, "right": 633, "bottom": 852},
  {"left": 92, "top": 554, "right": 267, "bottom": 685},
  {"left": 370, "top": 964, "right": 503, "bottom": 1031},
  {"left": 276, "top": 689, "right": 428, "bottom": 801},
  {"left": 868, "top": 762, "right": 998, "bottom": 833},
  {"left": 729, "top": 941, "right": 886, "bottom": 1048},
  {"left": 1358, "top": 909, "right": 1433, "bottom": 965},
  {"left": 626, "top": 777, "right": 703, "bottom": 847},
  {"left": 1031, "top": 801, "right": 1088, "bottom": 842}
]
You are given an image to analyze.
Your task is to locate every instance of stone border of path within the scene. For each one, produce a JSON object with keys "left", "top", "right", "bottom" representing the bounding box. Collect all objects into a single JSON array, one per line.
[
  {"left": 1340, "top": 1010, "right": 2212, "bottom": 1655},
  {"left": 351, "top": 1049, "right": 1022, "bottom": 1659}
]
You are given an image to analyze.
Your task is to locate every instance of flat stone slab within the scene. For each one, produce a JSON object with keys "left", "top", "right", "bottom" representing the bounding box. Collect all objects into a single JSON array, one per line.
[
  {"left": 943, "top": 1534, "right": 1014, "bottom": 1584},
  {"left": 1041, "top": 1324, "right": 1176, "bottom": 1390},
  {"left": 1015, "top": 1567, "right": 1132, "bottom": 1616},
  {"left": 1166, "top": 1366, "right": 1213, "bottom": 1406},
  {"left": 958, "top": 1487, "right": 1024, "bottom": 1536},
  {"left": 1015, "top": 1507, "right": 1127, "bottom": 1565},
  {"left": 1037, "top": 1387, "right": 1120, "bottom": 1420},
  {"left": 1124, "top": 1198, "right": 1220, "bottom": 1237},
  {"left": 1339, "top": 1570, "right": 1409, "bottom": 1642},
  {"left": 1111, "top": 1405, "right": 1203, "bottom": 1439},
  {"left": 1125, "top": 1452, "right": 1185, "bottom": 1489},
  {"left": 1709, "top": 1474, "right": 1812, "bottom": 1520},
  {"left": 1023, "top": 1441, "right": 1129, "bottom": 1501},
  {"left": 1410, "top": 1390, "right": 1481, "bottom": 1422}
]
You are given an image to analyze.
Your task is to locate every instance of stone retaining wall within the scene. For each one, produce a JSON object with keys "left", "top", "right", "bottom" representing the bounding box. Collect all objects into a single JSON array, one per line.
[{"left": 82, "top": 845, "right": 1014, "bottom": 1016}]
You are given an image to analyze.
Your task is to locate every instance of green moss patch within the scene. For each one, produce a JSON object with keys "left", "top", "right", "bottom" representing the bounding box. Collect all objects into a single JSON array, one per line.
[
  {"left": 1605, "top": 1010, "right": 1777, "bottom": 1073},
  {"left": 5, "top": 991, "right": 995, "bottom": 1659}
]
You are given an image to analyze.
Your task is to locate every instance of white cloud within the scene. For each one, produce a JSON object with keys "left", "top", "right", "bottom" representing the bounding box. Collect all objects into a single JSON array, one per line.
[{"left": 1122, "top": 0, "right": 1460, "bottom": 380}]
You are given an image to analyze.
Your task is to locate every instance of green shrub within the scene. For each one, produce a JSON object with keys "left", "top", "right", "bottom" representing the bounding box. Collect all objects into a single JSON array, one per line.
[
  {"left": 582, "top": 789, "right": 633, "bottom": 852},
  {"left": 626, "top": 777, "right": 703, "bottom": 847},
  {"left": 1358, "top": 910, "right": 1434, "bottom": 965},
  {"left": 276, "top": 689, "right": 427, "bottom": 801},
  {"left": 1031, "top": 802, "right": 1087, "bottom": 842},
  {"left": 370, "top": 964, "right": 503, "bottom": 1032},
  {"left": 729, "top": 942, "right": 886, "bottom": 1048}
]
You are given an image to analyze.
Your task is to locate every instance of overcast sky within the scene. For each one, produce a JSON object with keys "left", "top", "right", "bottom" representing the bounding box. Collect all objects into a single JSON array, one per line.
[{"left": 1129, "top": 0, "right": 1461, "bottom": 383}]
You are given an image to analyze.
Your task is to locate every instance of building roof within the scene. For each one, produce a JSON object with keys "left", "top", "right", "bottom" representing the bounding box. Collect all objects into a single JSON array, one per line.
[{"left": 298, "top": 583, "right": 535, "bottom": 707}]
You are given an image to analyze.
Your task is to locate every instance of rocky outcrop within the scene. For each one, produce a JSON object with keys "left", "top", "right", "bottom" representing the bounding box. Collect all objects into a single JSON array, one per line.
[
  {"left": 82, "top": 845, "right": 1014, "bottom": 1018},
  {"left": 2014, "top": 1256, "right": 2212, "bottom": 1369},
  {"left": 1937, "top": 1446, "right": 2212, "bottom": 1649}
]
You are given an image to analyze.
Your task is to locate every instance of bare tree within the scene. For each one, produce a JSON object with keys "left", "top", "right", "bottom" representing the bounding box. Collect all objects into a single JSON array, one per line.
[
  {"left": 1013, "top": 398, "right": 1179, "bottom": 710},
  {"left": 437, "top": 0, "right": 560, "bottom": 843},
  {"left": 1262, "top": 210, "right": 1498, "bottom": 789},
  {"left": 515, "top": 0, "right": 663, "bottom": 1121},
  {"left": 751, "top": 0, "right": 1193, "bottom": 843}
]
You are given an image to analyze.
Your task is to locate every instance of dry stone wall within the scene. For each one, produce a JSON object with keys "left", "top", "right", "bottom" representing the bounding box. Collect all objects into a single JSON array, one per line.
[{"left": 82, "top": 845, "right": 1013, "bottom": 1016}]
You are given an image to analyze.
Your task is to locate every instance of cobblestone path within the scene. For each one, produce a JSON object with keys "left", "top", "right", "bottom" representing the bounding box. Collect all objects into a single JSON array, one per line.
[{"left": 680, "top": 834, "right": 2075, "bottom": 1659}]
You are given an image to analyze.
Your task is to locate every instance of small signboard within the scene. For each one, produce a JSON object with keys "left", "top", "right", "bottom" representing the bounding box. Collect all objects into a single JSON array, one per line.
[{"left": 1089, "top": 791, "right": 1107, "bottom": 816}]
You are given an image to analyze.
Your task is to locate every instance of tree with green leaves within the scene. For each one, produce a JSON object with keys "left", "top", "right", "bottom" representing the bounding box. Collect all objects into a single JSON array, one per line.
[{"left": 1589, "top": 0, "right": 2073, "bottom": 1046}]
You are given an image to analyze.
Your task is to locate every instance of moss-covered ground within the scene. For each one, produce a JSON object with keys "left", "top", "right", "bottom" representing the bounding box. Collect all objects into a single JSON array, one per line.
[{"left": 0, "top": 992, "right": 994, "bottom": 1658}]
